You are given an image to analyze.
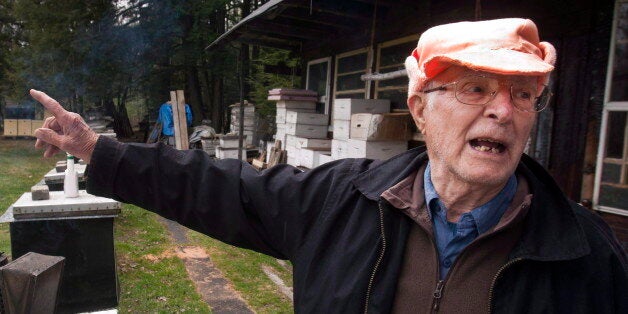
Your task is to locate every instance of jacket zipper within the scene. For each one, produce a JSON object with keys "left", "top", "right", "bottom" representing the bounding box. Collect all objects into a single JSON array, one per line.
[
  {"left": 364, "top": 201, "right": 387, "bottom": 314},
  {"left": 429, "top": 225, "right": 502, "bottom": 313},
  {"left": 487, "top": 257, "right": 524, "bottom": 313},
  {"left": 431, "top": 279, "right": 445, "bottom": 311}
]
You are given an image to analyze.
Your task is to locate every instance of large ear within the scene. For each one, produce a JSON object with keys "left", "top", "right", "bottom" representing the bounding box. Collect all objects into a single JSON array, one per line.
[
  {"left": 538, "top": 41, "right": 556, "bottom": 87},
  {"left": 408, "top": 94, "right": 427, "bottom": 134}
]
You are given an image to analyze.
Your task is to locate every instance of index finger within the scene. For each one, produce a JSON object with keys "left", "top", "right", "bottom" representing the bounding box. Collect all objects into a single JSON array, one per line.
[{"left": 29, "top": 89, "right": 70, "bottom": 124}]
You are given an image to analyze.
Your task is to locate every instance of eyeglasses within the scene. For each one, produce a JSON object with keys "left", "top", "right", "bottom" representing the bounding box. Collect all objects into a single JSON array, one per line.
[{"left": 420, "top": 75, "right": 552, "bottom": 112}]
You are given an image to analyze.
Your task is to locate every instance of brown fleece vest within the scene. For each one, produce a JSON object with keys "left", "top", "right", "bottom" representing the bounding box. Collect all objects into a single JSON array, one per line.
[{"left": 382, "top": 167, "right": 531, "bottom": 313}]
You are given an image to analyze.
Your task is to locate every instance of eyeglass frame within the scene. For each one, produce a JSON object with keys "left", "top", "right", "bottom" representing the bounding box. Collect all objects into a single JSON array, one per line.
[{"left": 420, "top": 74, "right": 553, "bottom": 113}]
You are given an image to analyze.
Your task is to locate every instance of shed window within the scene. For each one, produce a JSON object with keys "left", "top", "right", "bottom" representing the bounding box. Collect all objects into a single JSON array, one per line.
[
  {"left": 334, "top": 48, "right": 370, "bottom": 99},
  {"left": 594, "top": 0, "right": 628, "bottom": 215},
  {"left": 374, "top": 36, "right": 418, "bottom": 110},
  {"left": 306, "top": 57, "right": 331, "bottom": 114}
]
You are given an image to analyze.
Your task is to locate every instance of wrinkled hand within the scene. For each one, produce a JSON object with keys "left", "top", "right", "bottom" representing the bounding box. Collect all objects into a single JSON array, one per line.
[{"left": 30, "top": 89, "right": 100, "bottom": 163}]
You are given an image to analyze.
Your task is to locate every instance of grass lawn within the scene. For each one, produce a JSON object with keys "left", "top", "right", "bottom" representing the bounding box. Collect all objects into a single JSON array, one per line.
[
  {"left": 189, "top": 230, "right": 294, "bottom": 313},
  {"left": 0, "top": 137, "right": 294, "bottom": 313},
  {"left": 0, "top": 138, "right": 59, "bottom": 255}
]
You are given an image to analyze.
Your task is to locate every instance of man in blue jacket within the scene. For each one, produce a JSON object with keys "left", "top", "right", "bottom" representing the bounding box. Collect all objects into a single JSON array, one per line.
[
  {"left": 30, "top": 18, "right": 626, "bottom": 313},
  {"left": 157, "top": 101, "right": 193, "bottom": 146}
]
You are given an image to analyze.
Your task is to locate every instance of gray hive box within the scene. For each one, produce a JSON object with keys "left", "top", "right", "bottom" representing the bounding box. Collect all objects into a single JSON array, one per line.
[
  {"left": 11, "top": 191, "right": 120, "bottom": 219},
  {"left": 44, "top": 164, "right": 86, "bottom": 184},
  {"left": 0, "top": 252, "right": 65, "bottom": 314},
  {"left": 2, "top": 191, "right": 121, "bottom": 313},
  {"left": 55, "top": 161, "right": 67, "bottom": 173}
]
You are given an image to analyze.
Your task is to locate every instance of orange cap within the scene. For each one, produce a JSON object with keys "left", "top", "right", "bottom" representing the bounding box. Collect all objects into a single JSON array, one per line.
[{"left": 405, "top": 18, "right": 556, "bottom": 94}]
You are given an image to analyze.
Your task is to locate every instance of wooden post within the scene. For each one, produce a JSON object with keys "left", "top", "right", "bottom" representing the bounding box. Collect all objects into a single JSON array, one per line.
[
  {"left": 169, "top": 90, "right": 189, "bottom": 150},
  {"left": 176, "top": 90, "right": 189, "bottom": 149}
]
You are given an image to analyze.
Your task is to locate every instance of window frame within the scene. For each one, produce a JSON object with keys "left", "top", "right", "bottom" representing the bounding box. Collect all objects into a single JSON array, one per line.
[
  {"left": 333, "top": 47, "right": 371, "bottom": 100},
  {"left": 593, "top": 0, "right": 628, "bottom": 216},
  {"left": 306, "top": 57, "right": 332, "bottom": 115},
  {"left": 374, "top": 35, "right": 419, "bottom": 104}
]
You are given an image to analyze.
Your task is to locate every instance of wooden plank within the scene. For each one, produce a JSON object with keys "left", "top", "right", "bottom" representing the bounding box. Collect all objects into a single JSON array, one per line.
[
  {"left": 176, "top": 90, "right": 189, "bottom": 150},
  {"left": 170, "top": 90, "right": 189, "bottom": 150},
  {"left": 170, "top": 91, "right": 182, "bottom": 149},
  {"left": 252, "top": 159, "right": 267, "bottom": 170}
]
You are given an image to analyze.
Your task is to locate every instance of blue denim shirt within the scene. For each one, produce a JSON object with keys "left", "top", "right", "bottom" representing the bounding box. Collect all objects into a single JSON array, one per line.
[{"left": 424, "top": 162, "right": 517, "bottom": 279}]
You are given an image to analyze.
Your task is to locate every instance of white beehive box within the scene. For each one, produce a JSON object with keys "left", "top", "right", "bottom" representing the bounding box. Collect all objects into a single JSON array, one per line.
[
  {"left": 346, "top": 139, "right": 407, "bottom": 160},
  {"left": 285, "top": 123, "right": 327, "bottom": 139},
  {"left": 215, "top": 147, "right": 247, "bottom": 160},
  {"left": 275, "top": 124, "right": 287, "bottom": 147},
  {"left": 285, "top": 134, "right": 297, "bottom": 148},
  {"left": 333, "top": 99, "right": 390, "bottom": 121},
  {"left": 219, "top": 135, "right": 247, "bottom": 148},
  {"left": 276, "top": 107, "right": 316, "bottom": 124},
  {"left": 286, "top": 145, "right": 300, "bottom": 163},
  {"left": 276, "top": 107, "right": 287, "bottom": 124},
  {"left": 318, "top": 152, "right": 334, "bottom": 166},
  {"left": 331, "top": 139, "right": 348, "bottom": 160},
  {"left": 350, "top": 113, "right": 413, "bottom": 141},
  {"left": 292, "top": 136, "right": 331, "bottom": 150},
  {"left": 299, "top": 148, "right": 332, "bottom": 169},
  {"left": 332, "top": 119, "right": 351, "bottom": 140},
  {"left": 285, "top": 111, "right": 328, "bottom": 125},
  {"left": 275, "top": 100, "right": 317, "bottom": 110}
]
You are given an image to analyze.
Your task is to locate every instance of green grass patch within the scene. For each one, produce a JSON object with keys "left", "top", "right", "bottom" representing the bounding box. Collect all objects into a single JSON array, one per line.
[
  {"left": 115, "top": 205, "right": 210, "bottom": 312},
  {"left": 0, "top": 138, "right": 59, "bottom": 255},
  {"left": 188, "top": 230, "right": 294, "bottom": 314}
]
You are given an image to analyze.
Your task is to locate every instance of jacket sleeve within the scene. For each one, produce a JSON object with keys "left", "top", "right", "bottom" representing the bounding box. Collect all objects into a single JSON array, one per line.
[
  {"left": 185, "top": 104, "right": 193, "bottom": 127},
  {"left": 86, "top": 136, "right": 348, "bottom": 260}
]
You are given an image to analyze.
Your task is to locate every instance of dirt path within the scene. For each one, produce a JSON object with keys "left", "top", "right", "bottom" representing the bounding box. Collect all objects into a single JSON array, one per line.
[{"left": 159, "top": 217, "right": 255, "bottom": 314}]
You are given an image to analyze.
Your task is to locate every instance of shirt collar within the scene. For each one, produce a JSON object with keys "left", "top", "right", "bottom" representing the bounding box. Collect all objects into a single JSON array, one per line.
[{"left": 423, "top": 162, "right": 518, "bottom": 234}]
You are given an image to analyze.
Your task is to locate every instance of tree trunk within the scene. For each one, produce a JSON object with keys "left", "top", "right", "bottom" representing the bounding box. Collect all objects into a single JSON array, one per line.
[
  {"left": 186, "top": 66, "right": 204, "bottom": 124},
  {"left": 211, "top": 72, "right": 224, "bottom": 132},
  {"left": 241, "top": 0, "right": 251, "bottom": 99}
]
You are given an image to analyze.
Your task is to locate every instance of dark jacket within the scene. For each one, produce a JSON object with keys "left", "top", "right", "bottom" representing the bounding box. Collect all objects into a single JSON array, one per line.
[{"left": 87, "top": 136, "right": 627, "bottom": 313}]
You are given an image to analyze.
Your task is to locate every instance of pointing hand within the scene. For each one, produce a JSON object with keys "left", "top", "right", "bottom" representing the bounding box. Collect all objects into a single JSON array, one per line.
[{"left": 30, "top": 89, "right": 100, "bottom": 163}]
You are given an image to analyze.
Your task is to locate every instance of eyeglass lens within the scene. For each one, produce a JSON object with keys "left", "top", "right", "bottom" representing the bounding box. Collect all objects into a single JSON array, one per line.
[{"left": 455, "top": 76, "right": 549, "bottom": 112}]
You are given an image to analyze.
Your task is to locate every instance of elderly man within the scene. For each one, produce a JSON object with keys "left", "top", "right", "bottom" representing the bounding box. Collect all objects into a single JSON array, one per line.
[{"left": 31, "top": 18, "right": 626, "bottom": 313}]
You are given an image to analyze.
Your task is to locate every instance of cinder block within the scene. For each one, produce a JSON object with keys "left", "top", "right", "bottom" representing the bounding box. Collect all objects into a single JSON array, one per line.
[
  {"left": 31, "top": 185, "right": 50, "bottom": 201},
  {"left": 55, "top": 161, "right": 67, "bottom": 173}
]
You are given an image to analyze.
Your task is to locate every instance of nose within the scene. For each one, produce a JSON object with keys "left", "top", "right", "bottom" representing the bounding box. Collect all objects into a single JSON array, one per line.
[{"left": 483, "top": 88, "right": 515, "bottom": 123}]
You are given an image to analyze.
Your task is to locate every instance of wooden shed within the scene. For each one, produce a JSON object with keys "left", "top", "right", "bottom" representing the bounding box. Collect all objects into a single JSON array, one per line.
[{"left": 207, "top": 0, "right": 628, "bottom": 249}]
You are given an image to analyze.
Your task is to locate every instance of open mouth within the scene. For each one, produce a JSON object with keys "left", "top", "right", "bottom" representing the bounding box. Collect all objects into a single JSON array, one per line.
[{"left": 470, "top": 138, "right": 506, "bottom": 154}]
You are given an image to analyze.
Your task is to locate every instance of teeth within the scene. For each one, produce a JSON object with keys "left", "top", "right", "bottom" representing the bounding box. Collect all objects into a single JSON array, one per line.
[{"left": 473, "top": 145, "right": 502, "bottom": 153}]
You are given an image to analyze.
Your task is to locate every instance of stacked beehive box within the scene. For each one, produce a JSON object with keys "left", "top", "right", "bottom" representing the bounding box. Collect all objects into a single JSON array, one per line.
[
  {"left": 269, "top": 89, "right": 328, "bottom": 167},
  {"left": 331, "top": 99, "right": 391, "bottom": 160},
  {"left": 215, "top": 134, "right": 247, "bottom": 160},
  {"left": 229, "top": 101, "right": 257, "bottom": 146},
  {"left": 347, "top": 112, "right": 413, "bottom": 159},
  {"left": 3, "top": 119, "right": 45, "bottom": 137}
]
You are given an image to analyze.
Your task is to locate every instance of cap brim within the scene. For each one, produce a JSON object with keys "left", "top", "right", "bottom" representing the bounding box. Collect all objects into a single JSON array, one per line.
[{"left": 424, "top": 49, "right": 554, "bottom": 79}]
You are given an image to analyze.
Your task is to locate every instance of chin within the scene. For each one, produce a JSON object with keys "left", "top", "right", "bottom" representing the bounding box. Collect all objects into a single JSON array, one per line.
[{"left": 453, "top": 164, "right": 514, "bottom": 187}]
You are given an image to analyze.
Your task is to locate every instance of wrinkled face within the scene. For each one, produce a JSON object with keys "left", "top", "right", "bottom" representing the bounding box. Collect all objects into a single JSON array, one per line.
[{"left": 409, "top": 66, "right": 539, "bottom": 187}]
